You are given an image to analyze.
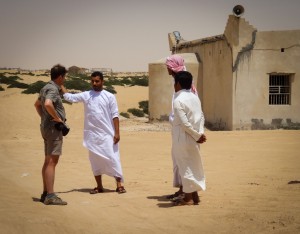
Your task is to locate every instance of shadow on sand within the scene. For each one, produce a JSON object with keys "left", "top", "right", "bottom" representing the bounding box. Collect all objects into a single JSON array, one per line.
[
  {"left": 32, "top": 188, "right": 116, "bottom": 203},
  {"left": 147, "top": 195, "right": 174, "bottom": 208}
]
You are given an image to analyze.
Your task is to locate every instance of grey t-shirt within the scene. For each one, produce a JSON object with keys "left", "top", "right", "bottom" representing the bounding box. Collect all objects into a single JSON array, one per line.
[{"left": 38, "top": 80, "right": 66, "bottom": 129}]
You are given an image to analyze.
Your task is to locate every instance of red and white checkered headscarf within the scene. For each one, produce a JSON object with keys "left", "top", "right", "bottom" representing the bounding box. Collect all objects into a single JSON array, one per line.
[
  {"left": 165, "top": 54, "right": 186, "bottom": 73},
  {"left": 166, "top": 54, "right": 198, "bottom": 95}
]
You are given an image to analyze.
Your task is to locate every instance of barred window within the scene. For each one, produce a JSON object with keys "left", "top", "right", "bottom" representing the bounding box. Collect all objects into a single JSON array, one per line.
[{"left": 269, "top": 74, "right": 290, "bottom": 105}]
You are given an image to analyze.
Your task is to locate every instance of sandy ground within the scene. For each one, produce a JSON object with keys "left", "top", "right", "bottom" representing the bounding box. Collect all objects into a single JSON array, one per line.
[{"left": 0, "top": 76, "right": 300, "bottom": 234}]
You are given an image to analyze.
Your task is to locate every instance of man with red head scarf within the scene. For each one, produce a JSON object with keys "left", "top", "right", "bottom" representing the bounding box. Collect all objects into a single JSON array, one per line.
[
  {"left": 166, "top": 54, "right": 186, "bottom": 73},
  {"left": 166, "top": 54, "right": 197, "bottom": 94},
  {"left": 165, "top": 54, "right": 200, "bottom": 203}
]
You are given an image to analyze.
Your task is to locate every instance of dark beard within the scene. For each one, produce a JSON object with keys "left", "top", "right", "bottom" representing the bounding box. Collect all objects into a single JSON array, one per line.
[{"left": 93, "top": 86, "right": 102, "bottom": 92}]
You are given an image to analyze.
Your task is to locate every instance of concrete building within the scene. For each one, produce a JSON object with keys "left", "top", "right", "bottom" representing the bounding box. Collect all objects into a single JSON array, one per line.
[{"left": 149, "top": 12, "right": 300, "bottom": 130}]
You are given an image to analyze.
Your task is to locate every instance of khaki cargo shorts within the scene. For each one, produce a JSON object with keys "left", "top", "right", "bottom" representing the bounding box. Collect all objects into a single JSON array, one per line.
[{"left": 41, "top": 126, "right": 63, "bottom": 156}]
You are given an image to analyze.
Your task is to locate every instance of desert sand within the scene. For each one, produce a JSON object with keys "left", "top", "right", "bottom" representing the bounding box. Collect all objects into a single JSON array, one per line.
[{"left": 0, "top": 75, "right": 300, "bottom": 234}]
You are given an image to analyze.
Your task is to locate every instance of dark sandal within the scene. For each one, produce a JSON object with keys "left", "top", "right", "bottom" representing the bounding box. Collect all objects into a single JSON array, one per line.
[
  {"left": 166, "top": 191, "right": 181, "bottom": 199},
  {"left": 170, "top": 193, "right": 185, "bottom": 202},
  {"left": 90, "top": 187, "right": 104, "bottom": 194},
  {"left": 116, "top": 186, "right": 126, "bottom": 194}
]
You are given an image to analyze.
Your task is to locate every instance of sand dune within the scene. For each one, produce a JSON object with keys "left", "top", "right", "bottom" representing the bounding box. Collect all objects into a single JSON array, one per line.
[{"left": 0, "top": 75, "right": 300, "bottom": 233}]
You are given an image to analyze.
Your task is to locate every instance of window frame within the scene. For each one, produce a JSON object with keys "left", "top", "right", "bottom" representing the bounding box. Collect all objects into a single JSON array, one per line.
[{"left": 268, "top": 73, "right": 291, "bottom": 105}]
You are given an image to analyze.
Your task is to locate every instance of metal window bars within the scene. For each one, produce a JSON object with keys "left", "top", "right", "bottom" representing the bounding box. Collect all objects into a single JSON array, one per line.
[{"left": 269, "top": 74, "right": 290, "bottom": 105}]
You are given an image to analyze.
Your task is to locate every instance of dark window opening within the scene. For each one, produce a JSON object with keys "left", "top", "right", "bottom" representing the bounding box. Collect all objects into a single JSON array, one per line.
[{"left": 269, "top": 74, "right": 290, "bottom": 105}]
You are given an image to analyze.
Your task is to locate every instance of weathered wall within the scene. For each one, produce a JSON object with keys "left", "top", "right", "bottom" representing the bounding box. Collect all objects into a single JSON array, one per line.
[
  {"left": 148, "top": 53, "right": 200, "bottom": 121},
  {"left": 158, "top": 15, "right": 300, "bottom": 130},
  {"left": 175, "top": 15, "right": 300, "bottom": 130},
  {"left": 174, "top": 38, "right": 233, "bottom": 130},
  {"left": 232, "top": 30, "right": 300, "bottom": 130},
  {"left": 224, "top": 15, "right": 257, "bottom": 130}
]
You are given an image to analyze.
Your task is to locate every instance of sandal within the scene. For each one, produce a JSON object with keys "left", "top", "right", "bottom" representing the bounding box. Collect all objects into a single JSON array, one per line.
[
  {"left": 116, "top": 186, "right": 126, "bottom": 194},
  {"left": 166, "top": 191, "right": 183, "bottom": 200},
  {"left": 169, "top": 193, "right": 185, "bottom": 202},
  {"left": 166, "top": 191, "right": 179, "bottom": 199},
  {"left": 173, "top": 198, "right": 194, "bottom": 206},
  {"left": 90, "top": 187, "right": 104, "bottom": 194}
]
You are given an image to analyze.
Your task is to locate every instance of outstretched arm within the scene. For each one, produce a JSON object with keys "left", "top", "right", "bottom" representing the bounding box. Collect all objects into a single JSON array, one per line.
[{"left": 61, "top": 84, "right": 85, "bottom": 103}]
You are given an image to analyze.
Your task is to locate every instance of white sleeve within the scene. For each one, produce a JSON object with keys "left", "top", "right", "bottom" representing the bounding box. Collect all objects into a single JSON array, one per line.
[
  {"left": 199, "top": 109, "right": 205, "bottom": 135},
  {"left": 63, "top": 92, "right": 85, "bottom": 103},
  {"left": 109, "top": 95, "right": 119, "bottom": 119},
  {"left": 174, "top": 100, "right": 202, "bottom": 141},
  {"left": 198, "top": 98, "right": 205, "bottom": 135}
]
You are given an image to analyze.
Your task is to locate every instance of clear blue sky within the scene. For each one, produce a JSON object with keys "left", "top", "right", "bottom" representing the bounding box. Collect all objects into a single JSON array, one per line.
[{"left": 1, "top": 0, "right": 300, "bottom": 72}]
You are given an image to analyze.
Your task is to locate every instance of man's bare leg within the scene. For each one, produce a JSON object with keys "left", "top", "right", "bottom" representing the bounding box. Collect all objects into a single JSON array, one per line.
[
  {"left": 42, "top": 157, "right": 48, "bottom": 193},
  {"left": 115, "top": 177, "right": 122, "bottom": 188},
  {"left": 43, "top": 155, "right": 59, "bottom": 194},
  {"left": 95, "top": 175, "right": 103, "bottom": 189},
  {"left": 42, "top": 155, "right": 67, "bottom": 205},
  {"left": 115, "top": 177, "right": 126, "bottom": 193},
  {"left": 89, "top": 175, "right": 104, "bottom": 194},
  {"left": 192, "top": 191, "right": 200, "bottom": 204},
  {"left": 178, "top": 185, "right": 183, "bottom": 194},
  {"left": 184, "top": 192, "right": 193, "bottom": 202}
]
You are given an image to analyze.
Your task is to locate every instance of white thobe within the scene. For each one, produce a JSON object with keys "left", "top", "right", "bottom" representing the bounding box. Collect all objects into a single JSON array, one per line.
[
  {"left": 169, "top": 86, "right": 198, "bottom": 188},
  {"left": 169, "top": 92, "right": 182, "bottom": 187},
  {"left": 63, "top": 90, "right": 124, "bottom": 182},
  {"left": 172, "top": 89, "right": 206, "bottom": 193}
]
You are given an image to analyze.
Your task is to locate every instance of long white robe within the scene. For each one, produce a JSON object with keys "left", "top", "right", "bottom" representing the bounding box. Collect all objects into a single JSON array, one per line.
[
  {"left": 169, "top": 86, "right": 198, "bottom": 188},
  {"left": 172, "top": 89, "right": 206, "bottom": 193},
  {"left": 169, "top": 93, "right": 182, "bottom": 187},
  {"left": 63, "top": 90, "right": 124, "bottom": 182}
]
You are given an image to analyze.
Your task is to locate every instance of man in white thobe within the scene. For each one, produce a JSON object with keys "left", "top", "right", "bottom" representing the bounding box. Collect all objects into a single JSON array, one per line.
[
  {"left": 172, "top": 71, "right": 206, "bottom": 206},
  {"left": 165, "top": 55, "right": 199, "bottom": 201},
  {"left": 61, "top": 71, "right": 126, "bottom": 194}
]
